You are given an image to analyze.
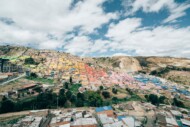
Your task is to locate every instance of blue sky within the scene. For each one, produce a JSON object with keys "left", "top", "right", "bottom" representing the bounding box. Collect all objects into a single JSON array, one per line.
[{"left": 0, "top": 0, "right": 190, "bottom": 58}]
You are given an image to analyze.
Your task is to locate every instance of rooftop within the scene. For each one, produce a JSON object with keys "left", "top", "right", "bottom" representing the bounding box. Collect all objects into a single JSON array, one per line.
[
  {"left": 71, "top": 118, "right": 97, "bottom": 126},
  {"left": 95, "top": 106, "right": 112, "bottom": 112},
  {"left": 104, "top": 121, "right": 126, "bottom": 127},
  {"left": 166, "top": 117, "right": 178, "bottom": 126},
  {"left": 117, "top": 116, "right": 126, "bottom": 121},
  {"left": 181, "top": 119, "right": 190, "bottom": 126},
  {"left": 170, "top": 110, "right": 182, "bottom": 116},
  {"left": 98, "top": 114, "right": 115, "bottom": 125},
  {"left": 122, "top": 117, "right": 135, "bottom": 127}
]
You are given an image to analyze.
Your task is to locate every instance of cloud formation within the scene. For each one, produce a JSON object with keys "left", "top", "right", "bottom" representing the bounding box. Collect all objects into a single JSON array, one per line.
[
  {"left": 0, "top": 0, "right": 117, "bottom": 48},
  {"left": 106, "top": 18, "right": 190, "bottom": 57},
  {"left": 122, "top": 0, "right": 190, "bottom": 23},
  {"left": 0, "top": 0, "right": 189, "bottom": 58}
]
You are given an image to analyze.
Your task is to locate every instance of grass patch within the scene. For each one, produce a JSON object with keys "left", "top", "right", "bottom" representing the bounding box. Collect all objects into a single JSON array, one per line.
[
  {"left": 127, "top": 94, "right": 142, "bottom": 101},
  {"left": 26, "top": 77, "right": 54, "bottom": 84},
  {"left": 1, "top": 56, "right": 18, "bottom": 60}
]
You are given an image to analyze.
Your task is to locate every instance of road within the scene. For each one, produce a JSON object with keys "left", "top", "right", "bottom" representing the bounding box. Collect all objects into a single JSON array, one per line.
[{"left": 0, "top": 73, "right": 25, "bottom": 86}]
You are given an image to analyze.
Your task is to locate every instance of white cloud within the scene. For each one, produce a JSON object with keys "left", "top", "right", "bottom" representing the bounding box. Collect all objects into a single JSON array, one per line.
[
  {"left": 90, "top": 40, "right": 110, "bottom": 53},
  {"left": 38, "top": 40, "right": 62, "bottom": 49},
  {"left": 64, "top": 36, "right": 110, "bottom": 56},
  {"left": 0, "top": 0, "right": 117, "bottom": 49},
  {"left": 106, "top": 18, "right": 141, "bottom": 42},
  {"left": 64, "top": 36, "right": 92, "bottom": 55},
  {"left": 0, "top": 0, "right": 189, "bottom": 58},
  {"left": 123, "top": 0, "right": 190, "bottom": 23},
  {"left": 112, "top": 53, "right": 130, "bottom": 56},
  {"left": 106, "top": 18, "right": 190, "bottom": 58},
  {"left": 163, "top": 3, "right": 190, "bottom": 23}
]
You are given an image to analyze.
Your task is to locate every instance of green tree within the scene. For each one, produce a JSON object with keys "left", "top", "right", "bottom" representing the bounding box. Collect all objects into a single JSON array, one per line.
[
  {"left": 0, "top": 97, "right": 15, "bottom": 113},
  {"left": 64, "top": 82, "right": 69, "bottom": 89},
  {"left": 30, "top": 72, "right": 38, "bottom": 78},
  {"left": 148, "top": 94, "right": 159, "bottom": 106},
  {"left": 112, "top": 97, "right": 118, "bottom": 104},
  {"left": 99, "top": 86, "right": 104, "bottom": 91},
  {"left": 59, "top": 96, "right": 67, "bottom": 107},
  {"left": 77, "top": 93, "right": 85, "bottom": 101},
  {"left": 59, "top": 89, "right": 65, "bottom": 96},
  {"left": 70, "top": 76, "right": 73, "bottom": 85},
  {"left": 76, "top": 99, "right": 84, "bottom": 107},
  {"left": 159, "top": 96, "right": 166, "bottom": 104},
  {"left": 36, "top": 91, "right": 57, "bottom": 109},
  {"left": 112, "top": 88, "right": 118, "bottom": 94},
  {"left": 70, "top": 95, "right": 77, "bottom": 103},
  {"left": 24, "top": 57, "right": 37, "bottom": 65},
  {"left": 172, "top": 98, "right": 184, "bottom": 108},
  {"left": 86, "top": 91, "right": 103, "bottom": 107},
  {"left": 102, "top": 91, "right": 110, "bottom": 99},
  {"left": 66, "top": 91, "right": 72, "bottom": 100}
]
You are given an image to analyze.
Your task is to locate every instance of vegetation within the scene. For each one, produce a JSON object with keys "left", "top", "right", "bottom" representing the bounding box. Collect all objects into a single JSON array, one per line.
[
  {"left": 145, "top": 94, "right": 166, "bottom": 106},
  {"left": 0, "top": 97, "right": 15, "bottom": 113},
  {"left": 112, "top": 87, "right": 118, "bottom": 94},
  {"left": 26, "top": 73, "right": 54, "bottom": 84},
  {"left": 136, "top": 57, "right": 150, "bottom": 67},
  {"left": 70, "top": 83, "right": 82, "bottom": 94},
  {"left": 64, "top": 82, "right": 69, "bottom": 89},
  {"left": 126, "top": 88, "right": 134, "bottom": 95},
  {"left": 0, "top": 81, "right": 144, "bottom": 114},
  {"left": 99, "top": 86, "right": 104, "bottom": 91},
  {"left": 172, "top": 98, "right": 185, "bottom": 108},
  {"left": 102, "top": 91, "right": 111, "bottom": 99},
  {"left": 26, "top": 77, "right": 54, "bottom": 84},
  {"left": 150, "top": 66, "right": 190, "bottom": 76},
  {"left": 69, "top": 76, "right": 73, "bottom": 85},
  {"left": 24, "top": 57, "right": 38, "bottom": 65}
]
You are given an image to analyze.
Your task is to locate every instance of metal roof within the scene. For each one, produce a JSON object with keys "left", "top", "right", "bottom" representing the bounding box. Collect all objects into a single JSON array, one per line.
[
  {"left": 117, "top": 116, "right": 126, "bottom": 121},
  {"left": 181, "top": 119, "right": 190, "bottom": 126},
  {"left": 95, "top": 106, "right": 112, "bottom": 112}
]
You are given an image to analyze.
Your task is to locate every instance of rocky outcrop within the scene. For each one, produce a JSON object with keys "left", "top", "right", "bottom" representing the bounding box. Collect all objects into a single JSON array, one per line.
[{"left": 94, "top": 56, "right": 142, "bottom": 72}]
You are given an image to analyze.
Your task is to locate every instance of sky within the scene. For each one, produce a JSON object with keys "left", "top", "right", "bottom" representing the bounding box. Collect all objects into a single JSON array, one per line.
[{"left": 0, "top": 0, "right": 190, "bottom": 58}]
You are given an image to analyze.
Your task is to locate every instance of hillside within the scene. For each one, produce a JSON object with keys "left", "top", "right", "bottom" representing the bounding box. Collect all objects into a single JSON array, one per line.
[{"left": 1, "top": 45, "right": 190, "bottom": 85}]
